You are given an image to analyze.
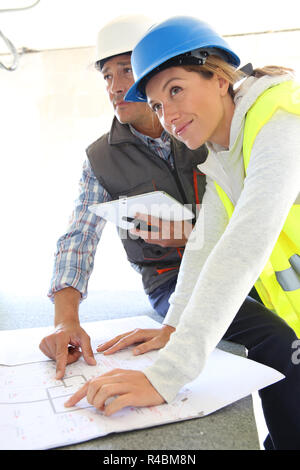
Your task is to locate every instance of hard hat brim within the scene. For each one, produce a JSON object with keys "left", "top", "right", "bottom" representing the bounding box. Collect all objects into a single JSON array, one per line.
[{"left": 125, "top": 81, "right": 146, "bottom": 102}]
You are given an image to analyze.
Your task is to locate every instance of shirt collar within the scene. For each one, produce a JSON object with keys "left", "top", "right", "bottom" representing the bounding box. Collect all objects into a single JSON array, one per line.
[{"left": 129, "top": 124, "right": 170, "bottom": 148}]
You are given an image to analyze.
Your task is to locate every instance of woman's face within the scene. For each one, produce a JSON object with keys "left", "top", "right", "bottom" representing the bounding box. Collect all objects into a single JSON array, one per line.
[{"left": 146, "top": 66, "right": 233, "bottom": 149}]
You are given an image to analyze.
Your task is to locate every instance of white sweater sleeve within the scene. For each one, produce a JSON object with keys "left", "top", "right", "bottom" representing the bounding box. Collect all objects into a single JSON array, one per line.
[{"left": 144, "top": 111, "right": 300, "bottom": 403}]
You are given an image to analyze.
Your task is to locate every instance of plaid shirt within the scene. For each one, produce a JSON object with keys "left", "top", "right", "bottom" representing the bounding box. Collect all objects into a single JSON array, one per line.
[{"left": 48, "top": 127, "right": 173, "bottom": 300}]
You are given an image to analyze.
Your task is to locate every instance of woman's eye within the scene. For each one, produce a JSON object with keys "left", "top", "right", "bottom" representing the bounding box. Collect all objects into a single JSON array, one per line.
[{"left": 170, "top": 86, "right": 181, "bottom": 96}]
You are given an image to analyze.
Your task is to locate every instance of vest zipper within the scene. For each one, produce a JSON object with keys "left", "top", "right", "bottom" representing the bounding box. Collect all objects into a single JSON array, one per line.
[
  {"left": 172, "top": 142, "right": 190, "bottom": 204},
  {"left": 151, "top": 142, "right": 189, "bottom": 205}
]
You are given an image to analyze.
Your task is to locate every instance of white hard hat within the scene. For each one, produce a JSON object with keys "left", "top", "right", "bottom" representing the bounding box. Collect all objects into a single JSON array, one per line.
[{"left": 95, "top": 15, "right": 155, "bottom": 70}]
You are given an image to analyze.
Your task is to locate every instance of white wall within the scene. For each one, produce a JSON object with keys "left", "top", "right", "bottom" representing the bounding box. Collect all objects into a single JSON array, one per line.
[{"left": 0, "top": 46, "right": 142, "bottom": 296}]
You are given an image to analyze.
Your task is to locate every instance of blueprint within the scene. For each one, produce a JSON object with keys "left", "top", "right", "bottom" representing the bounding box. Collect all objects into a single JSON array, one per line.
[{"left": 0, "top": 316, "right": 284, "bottom": 450}]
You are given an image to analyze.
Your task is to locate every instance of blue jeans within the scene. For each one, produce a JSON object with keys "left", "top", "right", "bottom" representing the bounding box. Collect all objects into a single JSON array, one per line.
[
  {"left": 148, "top": 278, "right": 300, "bottom": 450},
  {"left": 148, "top": 276, "right": 177, "bottom": 317}
]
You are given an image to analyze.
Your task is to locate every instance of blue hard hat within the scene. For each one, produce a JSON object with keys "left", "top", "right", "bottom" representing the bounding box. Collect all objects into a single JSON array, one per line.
[{"left": 125, "top": 16, "right": 240, "bottom": 102}]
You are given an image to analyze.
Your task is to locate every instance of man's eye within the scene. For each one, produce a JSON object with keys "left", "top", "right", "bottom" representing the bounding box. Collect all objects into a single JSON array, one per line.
[
  {"left": 124, "top": 67, "right": 133, "bottom": 74},
  {"left": 152, "top": 103, "right": 161, "bottom": 113},
  {"left": 103, "top": 74, "right": 111, "bottom": 81}
]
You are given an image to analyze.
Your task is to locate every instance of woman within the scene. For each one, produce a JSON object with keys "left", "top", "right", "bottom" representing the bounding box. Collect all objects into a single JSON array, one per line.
[{"left": 65, "top": 16, "right": 300, "bottom": 449}]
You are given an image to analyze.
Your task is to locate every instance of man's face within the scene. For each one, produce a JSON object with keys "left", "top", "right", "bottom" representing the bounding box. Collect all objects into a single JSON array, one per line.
[{"left": 101, "top": 54, "right": 150, "bottom": 125}]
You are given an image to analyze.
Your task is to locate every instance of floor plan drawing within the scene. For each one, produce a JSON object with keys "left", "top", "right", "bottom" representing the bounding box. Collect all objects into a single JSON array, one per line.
[
  {"left": 0, "top": 351, "right": 199, "bottom": 449},
  {"left": 0, "top": 316, "right": 284, "bottom": 450},
  {"left": 46, "top": 375, "right": 90, "bottom": 414}
]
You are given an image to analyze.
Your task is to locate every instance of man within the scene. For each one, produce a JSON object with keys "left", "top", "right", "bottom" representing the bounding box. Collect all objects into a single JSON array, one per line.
[{"left": 39, "top": 15, "right": 207, "bottom": 379}]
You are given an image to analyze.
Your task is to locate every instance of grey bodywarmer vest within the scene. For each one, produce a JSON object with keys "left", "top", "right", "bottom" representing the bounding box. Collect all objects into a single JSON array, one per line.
[{"left": 87, "top": 118, "right": 208, "bottom": 294}]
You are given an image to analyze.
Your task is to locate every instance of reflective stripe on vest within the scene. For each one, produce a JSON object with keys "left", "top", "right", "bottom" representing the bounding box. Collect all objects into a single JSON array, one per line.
[
  {"left": 276, "top": 255, "right": 300, "bottom": 291},
  {"left": 214, "top": 80, "right": 300, "bottom": 336}
]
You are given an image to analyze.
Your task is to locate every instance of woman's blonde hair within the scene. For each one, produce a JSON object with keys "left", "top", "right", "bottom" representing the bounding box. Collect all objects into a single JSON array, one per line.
[{"left": 183, "top": 55, "right": 295, "bottom": 99}]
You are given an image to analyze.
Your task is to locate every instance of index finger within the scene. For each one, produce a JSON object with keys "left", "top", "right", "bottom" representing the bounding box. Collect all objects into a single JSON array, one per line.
[
  {"left": 135, "top": 213, "right": 161, "bottom": 232},
  {"left": 96, "top": 331, "right": 135, "bottom": 352},
  {"left": 134, "top": 212, "right": 150, "bottom": 223},
  {"left": 55, "top": 342, "right": 70, "bottom": 380},
  {"left": 97, "top": 329, "right": 151, "bottom": 355},
  {"left": 64, "top": 381, "right": 89, "bottom": 407}
]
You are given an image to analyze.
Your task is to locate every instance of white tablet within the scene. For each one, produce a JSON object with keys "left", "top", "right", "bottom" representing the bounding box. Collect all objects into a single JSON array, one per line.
[{"left": 89, "top": 191, "right": 195, "bottom": 230}]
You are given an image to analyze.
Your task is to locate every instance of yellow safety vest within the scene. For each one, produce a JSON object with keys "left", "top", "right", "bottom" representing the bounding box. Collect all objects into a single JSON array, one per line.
[{"left": 214, "top": 80, "right": 300, "bottom": 336}]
